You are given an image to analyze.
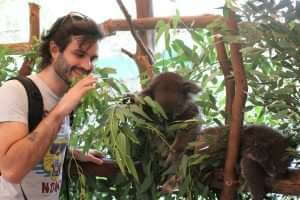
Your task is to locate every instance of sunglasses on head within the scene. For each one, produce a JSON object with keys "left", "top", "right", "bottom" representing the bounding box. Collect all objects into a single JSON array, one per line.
[
  {"left": 45, "top": 12, "right": 91, "bottom": 39},
  {"left": 59, "top": 12, "right": 90, "bottom": 26}
]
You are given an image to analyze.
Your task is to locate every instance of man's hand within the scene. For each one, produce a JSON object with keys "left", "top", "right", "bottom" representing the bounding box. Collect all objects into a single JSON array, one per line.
[
  {"left": 55, "top": 75, "right": 97, "bottom": 117},
  {"left": 71, "top": 149, "right": 103, "bottom": 165}
]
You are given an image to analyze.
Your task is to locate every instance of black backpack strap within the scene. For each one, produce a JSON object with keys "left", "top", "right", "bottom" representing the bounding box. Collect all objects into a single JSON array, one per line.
[
  {"left": 8, "top": 76, "right": 44, "bottom": 200},
  {"left": 9, "top": 76, "right": 44, "bottom": 132},
  {"left": 20, "top": 184, "right": 28, "bottom": 200}
]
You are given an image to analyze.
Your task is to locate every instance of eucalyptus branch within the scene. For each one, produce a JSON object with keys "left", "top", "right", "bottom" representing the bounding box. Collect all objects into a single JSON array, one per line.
[
  {"left": 116, "top": 0, "right": 154, "bottom": 65},
  {"left": 121, "top": 48, "right": 134, "bottom": 58}
]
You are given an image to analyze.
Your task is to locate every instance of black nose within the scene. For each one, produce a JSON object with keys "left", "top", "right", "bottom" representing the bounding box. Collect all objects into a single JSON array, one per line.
[{"left": 166, "top": 111, "right": 176, "bottom": 121}]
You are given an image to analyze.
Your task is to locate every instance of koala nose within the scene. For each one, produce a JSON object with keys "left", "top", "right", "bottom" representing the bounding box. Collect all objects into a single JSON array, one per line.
[
  {"left": 266, "top": 164, "right": 277, "bottom": 177},
  {"left": 166, "top": 112, "right": 176, "bottom": 121}
]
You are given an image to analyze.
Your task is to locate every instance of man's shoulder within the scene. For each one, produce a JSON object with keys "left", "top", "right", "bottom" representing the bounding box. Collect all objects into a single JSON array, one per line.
[
  {"left": 0, "top": 78, "right": 28, "bottom": 96},
  {"left": 0, "top": 78, "right": 29, "bottom": 124}
]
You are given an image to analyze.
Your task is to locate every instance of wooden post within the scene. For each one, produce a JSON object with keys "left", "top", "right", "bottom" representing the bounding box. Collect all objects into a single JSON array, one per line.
[
  {"left": 101, "top": 14, "right": 221, "bottom": 32},
  {"left": 29, "top": 3, "right": 40, "bottom": 42},
  {"left": 135, "top": 0, "right": 154, "bottom": 51},
  {"left": 134, "top": 0, "right": 154, "bottom": 82},
  {"left": 221, "top": 9, "right": 248, "bottom": 200},
  {"left": 214, "top": 34, "right": 234, "bottom": 125},
  {"left": 19, "top": 3, "right": 40, "bottom": 76}
]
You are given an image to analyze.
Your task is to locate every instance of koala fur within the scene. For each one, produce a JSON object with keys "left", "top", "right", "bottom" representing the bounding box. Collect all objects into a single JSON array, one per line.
[
  {"left": 140, "top": 72, "right": 202, "bottom": 161},
  {"left": 195, "top": 125, "right": 292, "bottom": 200}
]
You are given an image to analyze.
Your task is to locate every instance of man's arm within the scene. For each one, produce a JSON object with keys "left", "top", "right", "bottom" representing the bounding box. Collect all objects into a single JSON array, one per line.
[
  {"left": 0, "top": 110, "right": 64, "bottom": 183},
  {"left": 0, "top": 75, "right": 97, "bottom": 183}
]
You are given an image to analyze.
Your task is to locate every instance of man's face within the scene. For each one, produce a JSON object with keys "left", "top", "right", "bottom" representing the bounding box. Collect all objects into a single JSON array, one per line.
[{"left": 52, "top": 36, "right": 98, "bottom": 85}]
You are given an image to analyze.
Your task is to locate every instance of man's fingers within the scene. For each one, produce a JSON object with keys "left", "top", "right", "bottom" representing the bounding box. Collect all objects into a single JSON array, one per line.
[
  {"left": 89, "top": 150, "right": 103, "bottom": 158},
  {"left": 87, "top": 154, "right": 103, "bottom": 165}
]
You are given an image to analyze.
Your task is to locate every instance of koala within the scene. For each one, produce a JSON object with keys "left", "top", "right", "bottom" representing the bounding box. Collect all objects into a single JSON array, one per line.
[
  {"left": 195, "top": 125, "right": 292, "bottom": 200},
  {"left": 240, "top": 125, "right": 291, "bottom": 200},
  {"left": 134, "top": 72, "right": 203, "bottom": 194},
  {"left": 140, "top": 72, "right": 202, "bottom": 162},
  {"left": 141, "top": 72, "right": 201, "bottom": 121}
]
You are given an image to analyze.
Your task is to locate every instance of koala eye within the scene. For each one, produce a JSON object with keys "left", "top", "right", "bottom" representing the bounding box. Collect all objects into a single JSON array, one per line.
[{"left": 183, "top": 81, "right": 201, "bottom": 94}]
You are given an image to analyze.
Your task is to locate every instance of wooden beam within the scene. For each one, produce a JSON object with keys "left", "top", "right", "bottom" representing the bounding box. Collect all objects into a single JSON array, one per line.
[
  {"left": 100, "top": 14, "right": 222, "bottom": 34},
  {"left": 267, "top": 169, "right": 300, "bottom": 195},
  {"left": 71, "top": 159, "right": 300, "bottom": 196},
  {"left": 2, "top": 14, "right": 221, "bottom": 54},
  {"left": 208, "top": 168, "right": 300, "bottom": 196},
  {"left": 0, "top": 43, "right": 31, "bottom": 54}
]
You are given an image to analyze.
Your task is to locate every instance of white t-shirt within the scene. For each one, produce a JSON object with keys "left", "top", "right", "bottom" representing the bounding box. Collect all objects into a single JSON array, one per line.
[{"left": 0, "top": 75, "right": 71, "bottom": 200}]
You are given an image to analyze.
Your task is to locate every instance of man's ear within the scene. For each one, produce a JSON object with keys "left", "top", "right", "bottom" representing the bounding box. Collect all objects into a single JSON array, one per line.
[{"left": 49, "top": 41, "right": 59, "bottom": 59}]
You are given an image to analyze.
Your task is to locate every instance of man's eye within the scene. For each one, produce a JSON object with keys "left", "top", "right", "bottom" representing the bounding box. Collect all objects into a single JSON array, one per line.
[{"left": 75, "top": 53, "right": 85, "bottom": 58}]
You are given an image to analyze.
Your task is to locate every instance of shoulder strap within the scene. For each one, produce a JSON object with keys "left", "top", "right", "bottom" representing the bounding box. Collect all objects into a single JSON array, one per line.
[
  {"left": 7, "top": 76, "right": 44, "bottom": 200},
  {"left": 9, "top": 76, "right": 44, "bottom": 132}
]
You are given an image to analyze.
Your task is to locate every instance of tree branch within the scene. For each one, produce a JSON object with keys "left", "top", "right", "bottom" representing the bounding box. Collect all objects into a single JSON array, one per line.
[
  {"left": 221, "top": 9, "right": 248, "bottom": 200},
  {"left": 116, "top": 0, "right": 154, "bottom": 65},
  {"left": 214, "top": 34, "right": 234, "bottom": 125}
]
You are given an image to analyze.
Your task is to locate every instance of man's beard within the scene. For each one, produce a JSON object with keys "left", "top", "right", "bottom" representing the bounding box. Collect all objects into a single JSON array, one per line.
[{"left": 53, "top": 54, "right": 74, "bottom": 86}]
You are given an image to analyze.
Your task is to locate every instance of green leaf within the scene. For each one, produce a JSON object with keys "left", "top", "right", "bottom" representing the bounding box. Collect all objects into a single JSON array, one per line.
[
  {"left": 188, "top": 154, "right": 210, "bottom": 166},
  {"left": 117, "top": 132, "right": 127, "bottom": 154},
  {"left": 180, "top": 155, "right": 189, "bottom": 177},
  {"left": 139, "top": 175, "right": 153, "bottom": 193},
  {"left": 125, "top": 155, "right": 139, "bottom": 181},
  {"left": 121, "top": 124, "right": 140, "bottom": 144},
  {"left": 144, "top": 96, "right": 168, "bottom": 119},
  {"left": 155, "top": 20, "right": 168, "bottom": 44},
  {"left": 103, "top": 78, "right": 122, "bottom": 95},
  {"left": 172, "top": 9, "right": 181, "bottom": 29},
  {"left": 94, "top": 67, "right": 116, "bottom": 75}
]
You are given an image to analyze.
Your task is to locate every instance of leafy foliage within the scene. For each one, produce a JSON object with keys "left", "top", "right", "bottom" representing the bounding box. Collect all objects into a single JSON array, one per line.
[
  {"left": 235, "top": 0, "right": 300, "bottom": 134},
  {"left": 0, "top": 47, "right": 17, "bottom": 84},
  {"left": 1, "top": 0, "right": 300, "bottom": 199},
  {"left": 59, "top": 1, "right": 300, "bottom": 198}
]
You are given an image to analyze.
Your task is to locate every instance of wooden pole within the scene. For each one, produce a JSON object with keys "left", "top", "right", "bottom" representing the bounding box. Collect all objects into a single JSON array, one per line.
[
  {"left": 29, "top": 3, "right": 40, "bottom": 42},
  {"left": 214, "top": 34, "right": 235, "bottom": 125},
  {"left": 135, "top": 0, "right": 154, "bottom": 81},
  {"left": 68, "top": 160, "right": 300, "bottom": 195},
  {"left": 135, "top": 0, "right": 154, "bottom": 51},
  {"left": 209, "top": 168, "right": 300, "bottom": 195},
  {"left": 221, "top": 9, "right": 248, "bottom": 200},
  {"left": 0, "top": 43, "right": 31, "bottom": 54},
  {"left": 101, "top": 14, "right": 221, "bottom": 33},
  {"left": 18, "top": 3, "right": 40, "bottom": 76}
]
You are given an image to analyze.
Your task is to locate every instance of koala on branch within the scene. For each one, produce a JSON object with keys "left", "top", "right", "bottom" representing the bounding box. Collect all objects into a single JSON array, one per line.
[
  {"left": 195, "top": 125, "right": 293, "bottom": 200},
  {"left": 140, "top": 72, "right": 202, "bottom": 163}
]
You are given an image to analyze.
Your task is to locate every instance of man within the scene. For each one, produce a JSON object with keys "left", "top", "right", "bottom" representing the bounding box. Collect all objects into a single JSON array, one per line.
[{"left": 0, "top": 12, "right": 104, "bottom": 199}]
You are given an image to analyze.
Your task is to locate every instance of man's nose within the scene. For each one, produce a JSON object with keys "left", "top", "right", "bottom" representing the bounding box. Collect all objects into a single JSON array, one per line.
[{"left": 80, "top": 58, "right": 93, "bottom": 73}]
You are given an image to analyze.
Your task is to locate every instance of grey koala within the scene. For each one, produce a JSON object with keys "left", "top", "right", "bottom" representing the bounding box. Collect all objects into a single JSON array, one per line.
[
  {"left": 195, "top": 125, "right": 292, "bottom": 200},
  {"left": 140, "top": 72, "right": 202, "bottom": 162}
]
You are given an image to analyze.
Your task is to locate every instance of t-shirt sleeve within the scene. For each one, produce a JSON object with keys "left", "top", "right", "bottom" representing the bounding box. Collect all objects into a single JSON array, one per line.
[{"left": 0, "top": 80, "right": 28, "bottom": 124}]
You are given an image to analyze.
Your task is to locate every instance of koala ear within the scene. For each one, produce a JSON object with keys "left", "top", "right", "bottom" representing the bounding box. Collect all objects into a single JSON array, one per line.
[
  {"left": 183, "top": 81, "right": 201, "bottom": 94},
  {"left": 140, "top": 87, "right": 153, "bottom": 98}
]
